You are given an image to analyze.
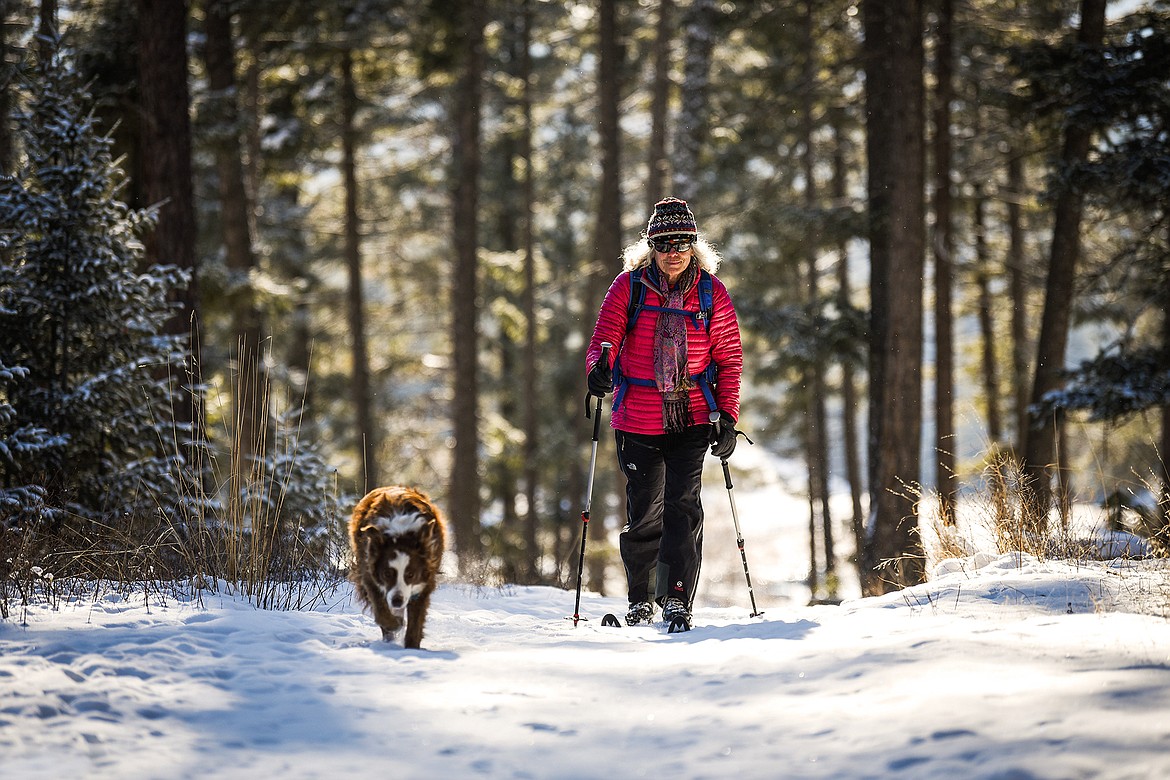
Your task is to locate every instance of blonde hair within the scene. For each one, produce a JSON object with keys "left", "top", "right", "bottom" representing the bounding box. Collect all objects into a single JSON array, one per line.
[{"left": 621, "top": 237, "right": 722, "bottom": 274}]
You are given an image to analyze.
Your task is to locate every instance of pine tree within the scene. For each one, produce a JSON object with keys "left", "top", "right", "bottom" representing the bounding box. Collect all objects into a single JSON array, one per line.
[
  {"left": 0, "top": 44, "right": 190, "bottom": 526},
  {"left": 0, "top": 360, "right": 64, "bottom": 525}
]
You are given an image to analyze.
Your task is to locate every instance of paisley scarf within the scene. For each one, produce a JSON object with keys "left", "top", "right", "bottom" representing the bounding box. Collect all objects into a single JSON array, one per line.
[{"left": 648, "top": 262, "right": 698, "bottom": 433}]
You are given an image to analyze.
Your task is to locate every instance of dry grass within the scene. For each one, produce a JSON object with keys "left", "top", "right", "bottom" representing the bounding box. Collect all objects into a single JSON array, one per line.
[
  {"left": 918, "top": 450, "right": 1157, "bottom": 570},
  {"left": 911, "top": 449, "right": 1170, "bottom": 616},
  {"left": 2, "top": 366, "right": 348, "bottom": 621}
]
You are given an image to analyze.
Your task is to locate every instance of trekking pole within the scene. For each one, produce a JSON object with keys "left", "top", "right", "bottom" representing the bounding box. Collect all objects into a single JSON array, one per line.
[
  {"left": 710, "top": 411, "right": 763, "bottom": 618},
  {"left": 570, "top": 342, "right": 611, "bottom": 626}
]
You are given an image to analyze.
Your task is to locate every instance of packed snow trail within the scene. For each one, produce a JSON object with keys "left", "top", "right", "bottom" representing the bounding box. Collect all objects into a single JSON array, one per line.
[{"left": 3, "top": 556, "right": 1170, "bottom": 780}]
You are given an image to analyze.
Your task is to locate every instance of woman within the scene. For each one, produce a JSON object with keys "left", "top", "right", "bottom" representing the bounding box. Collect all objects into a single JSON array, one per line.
[{"left": 585, "top": 197, "right": 743, "bottom": 630}]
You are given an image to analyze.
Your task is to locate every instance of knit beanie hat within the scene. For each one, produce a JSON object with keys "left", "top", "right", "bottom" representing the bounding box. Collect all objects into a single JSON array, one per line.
[{"left": 646, "top": 197, "right": 698, "bottom": 239}]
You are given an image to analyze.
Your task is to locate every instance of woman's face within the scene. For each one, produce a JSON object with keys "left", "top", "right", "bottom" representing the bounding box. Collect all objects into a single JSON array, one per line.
[{"left": 651, "top": 237, "right": 694, "bottom": 285}]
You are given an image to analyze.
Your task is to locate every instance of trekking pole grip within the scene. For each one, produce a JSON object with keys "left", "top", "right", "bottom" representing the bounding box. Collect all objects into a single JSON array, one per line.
[
  {"left": 708, "top": 409, "right": 721, "bottom": 445},
  {"left": 584, "top": 342, "right": 613, "bottom": 419},
  {"left": 599, "top": 342, "right": 612, "bottom": 377}
]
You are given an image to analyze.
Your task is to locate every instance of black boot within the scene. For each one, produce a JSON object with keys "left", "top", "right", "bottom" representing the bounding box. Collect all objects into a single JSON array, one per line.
[{"left": 662, "top": 597, "right": 691, "bottom": 632}]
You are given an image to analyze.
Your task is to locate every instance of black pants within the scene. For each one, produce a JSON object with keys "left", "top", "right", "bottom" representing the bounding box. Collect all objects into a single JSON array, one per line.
[{"left": 615, "top": 424, "right": 709, "bottom": 610}]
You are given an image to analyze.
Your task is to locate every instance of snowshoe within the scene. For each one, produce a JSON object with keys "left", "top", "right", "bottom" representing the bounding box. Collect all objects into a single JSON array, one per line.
[{"left": 601, "top": 613, "right": 622, "bottom": 627}]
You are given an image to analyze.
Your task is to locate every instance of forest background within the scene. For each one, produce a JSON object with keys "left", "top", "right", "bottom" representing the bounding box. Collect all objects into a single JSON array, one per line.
[{"left": 1, "top": 0, "right": 1169, "bottom": 605}]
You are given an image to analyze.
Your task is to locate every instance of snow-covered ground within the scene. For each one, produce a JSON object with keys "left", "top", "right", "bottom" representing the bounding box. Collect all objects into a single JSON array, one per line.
[
  {"left": 4, "top": 446, "right": 1170, "bottom": 779},
  {"left": 3, "top": 557, "right": 1169, "bottom": 780}
]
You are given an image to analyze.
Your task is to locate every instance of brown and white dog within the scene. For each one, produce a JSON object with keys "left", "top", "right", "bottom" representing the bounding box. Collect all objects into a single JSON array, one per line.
[{"left": 348, "top": 486, "right": 446, "bottom": 649}]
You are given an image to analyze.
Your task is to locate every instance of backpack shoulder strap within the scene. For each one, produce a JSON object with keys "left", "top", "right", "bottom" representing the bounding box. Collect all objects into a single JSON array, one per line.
[
  {"left": 626, "top": 269, "right": 647, "bottom": 331},
  {"left": 698, "top": 269, "right": 714, "bottom": 332}
]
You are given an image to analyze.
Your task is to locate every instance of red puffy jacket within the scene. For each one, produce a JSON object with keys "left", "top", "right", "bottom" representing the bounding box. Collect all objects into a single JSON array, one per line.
[{"left": 586, "top": 269, "right": 742, "bottom": 435}]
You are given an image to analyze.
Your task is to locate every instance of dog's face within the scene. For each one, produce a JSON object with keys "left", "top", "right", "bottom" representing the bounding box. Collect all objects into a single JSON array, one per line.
[
  {"left": 360, "top": 510, "right": 434, "bottom": 613},
  {"left": 377, "top": 548, "right": 427, "bottom": 612}
]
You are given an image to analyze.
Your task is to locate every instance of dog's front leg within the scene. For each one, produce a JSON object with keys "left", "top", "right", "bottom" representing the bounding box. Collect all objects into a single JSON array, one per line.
[
  {"left": 403, "top": 589, "right": 433, "bottom": 649},
  {"left": 376, "top": 604, "right": 406, "bottom": 643}
]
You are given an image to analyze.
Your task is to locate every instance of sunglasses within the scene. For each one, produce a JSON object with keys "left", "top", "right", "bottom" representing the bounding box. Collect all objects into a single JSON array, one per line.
[{"left": 650, "top": 238, "right": 694, "bottom": 253}]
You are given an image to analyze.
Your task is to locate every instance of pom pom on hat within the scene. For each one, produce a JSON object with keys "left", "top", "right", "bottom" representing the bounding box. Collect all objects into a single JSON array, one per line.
[{"left": 646, "top": 197, "right": 698, "bottom": 239}]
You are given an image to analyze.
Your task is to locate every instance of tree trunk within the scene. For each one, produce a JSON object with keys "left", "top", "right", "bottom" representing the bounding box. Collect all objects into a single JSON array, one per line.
[
  {"left": 450, "top": 0, "right": 486, "bottom": 566},
  {"left": 497, "top": 334, "right": 520, "bottom": 543},
  {"left": 203, "top": 0, "right": 267, "bottom": 497},
  {"left": 520, "top": 0, "right": 541, "bottom": 583},
  {"left": 671, "top": 0, "right": 716, "bottom": 202},
  {"left": 137, "top": 0, "right": 200, "bottom": 436},
  {"left": 800, "top": 0, "right": 834, "bottom": 599},
  {"left": 37, "top": 0, "right": 55, "bottom": 61},
  {"left": 596, "top": 0, "right": 622, "bottom": 289},
  {"left": 646, "top": 0, "right": 673, "bottom": 209},
  {"left": 278, "top": 180, "right": 314, "bottom": 416},
  {"left": 931, "top": 0, "right": 957, "bottom": 525},
  {"left": 241, "top": 30, "right": 261, "bottom": 241},
  {"left": 1022, "top": 0, "right": 1107, "bottom": 530},
  {"left": 486, "top": 15, "right": 524, "bottom": 580},
  {"left": 863, "top": 0, "right": 926, "bottom": 594},
  {"left": 833, "top": 114, "right": 868, "bottom": 592},
  {"left": 1006, "top": 150, "right": 1030, "bottom": 449},
  {"left": 806, "top": 489, "right": 819, "bottom": 597},
  {"left": 1, "top": 0, "right": 15, "bottom": 175},
  {"left": 341, "top": 47, "right": 377, "bottom": 494},
  {"left": 1159, "top": 230, "right": 1170, "bottom": 551},
  {"left": 973, "top": 186, "right": 1002, "bottom": 442}
]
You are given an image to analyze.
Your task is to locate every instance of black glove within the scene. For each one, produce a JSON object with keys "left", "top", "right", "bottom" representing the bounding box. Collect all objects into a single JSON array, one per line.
[
  {"left": 710, "top": 411, "right": 738, "bottom": 460},
  {"left": 587, "top": 360, "right": 613, "bottom": 398}
]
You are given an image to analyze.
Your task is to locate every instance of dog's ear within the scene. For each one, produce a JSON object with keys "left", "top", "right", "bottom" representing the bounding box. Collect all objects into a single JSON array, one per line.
[
  {"left": 419, "top": 514, "right": 444, "bottom": 557},
  {"left": 358, "top": 524, "right": 384, "bottom": 556}
]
